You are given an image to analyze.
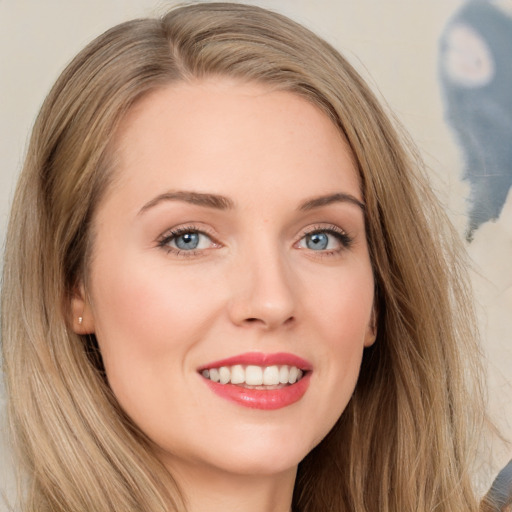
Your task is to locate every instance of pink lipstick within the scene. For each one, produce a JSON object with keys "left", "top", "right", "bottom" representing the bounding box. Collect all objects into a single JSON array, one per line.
[{"left": 198, "top": 352, "right": 312, "bottom": 410}]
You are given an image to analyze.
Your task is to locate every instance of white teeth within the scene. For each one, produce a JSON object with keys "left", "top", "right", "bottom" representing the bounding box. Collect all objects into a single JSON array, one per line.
[
  {"left": 209, "top": 368, "right": 220, "bottom": 383},
  {"left": 288, "top": 366, "right": 299, "bottom": 384},
  {"left": 263, "top": 365, "right": 280, "bottom": 386},
  {"left": 230, "top": 365, "right": 245, "bottom": 384},
  {"left": 279, "top": 365, "right": 289, "bottom": 384},
  {"left": 201, "top": 364, "right": 305, "bottom": 386},
  {"left": 245, "top": 365, "right": 263, "bottom": 385},
  {"left": 219, "top": 366, "right": 230, "bottom": 385}
]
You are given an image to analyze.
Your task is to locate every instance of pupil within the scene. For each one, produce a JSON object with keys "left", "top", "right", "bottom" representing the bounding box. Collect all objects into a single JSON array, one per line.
[
  {"left": 176, "top": 232, "right": 199, "bottom": 250},
  {"left": 307, "top": 233, "right": 328, "bottom": 250}
]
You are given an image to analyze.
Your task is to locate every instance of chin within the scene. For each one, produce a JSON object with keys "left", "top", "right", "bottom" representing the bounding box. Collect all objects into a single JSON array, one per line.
[
  {"left": 227, "top": 445, "right": 307, "bottom": 476},
  {"left": 156, "top": 424, "right": 316, "bottom": 478},
  {"left": 203, "top": 450, "right": 304, "bottom": 478}
]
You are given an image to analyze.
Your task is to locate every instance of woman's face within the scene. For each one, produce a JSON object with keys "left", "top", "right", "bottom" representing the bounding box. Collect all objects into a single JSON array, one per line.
[{"left": 74, "top": 79, "right": 376, "bottom": 479}]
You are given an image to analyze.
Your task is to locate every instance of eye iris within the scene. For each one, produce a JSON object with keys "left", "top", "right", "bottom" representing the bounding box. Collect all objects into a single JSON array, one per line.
[
  {"left": 306, "top": 232, "right": 329, "bottom": 250},
  {"left": 175, "top": 232, "right": 199, "bottom": 250}
]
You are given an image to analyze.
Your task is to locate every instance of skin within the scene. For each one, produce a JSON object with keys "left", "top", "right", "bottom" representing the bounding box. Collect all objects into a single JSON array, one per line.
[{"left": 72, "top": 79, "right": 376, "bottom": 512}]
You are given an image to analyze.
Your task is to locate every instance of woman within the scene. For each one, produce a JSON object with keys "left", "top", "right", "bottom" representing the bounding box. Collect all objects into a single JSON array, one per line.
[{"left": 1, "top": 3, "right": 485, "bottom": 511}]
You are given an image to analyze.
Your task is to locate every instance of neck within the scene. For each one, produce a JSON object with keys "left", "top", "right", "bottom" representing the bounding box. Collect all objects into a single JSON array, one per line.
[{"left": 169, "top": 460, "right": 296, "bottom": 512}]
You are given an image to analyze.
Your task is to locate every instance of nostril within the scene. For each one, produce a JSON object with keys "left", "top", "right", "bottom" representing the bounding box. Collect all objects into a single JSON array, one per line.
[
  {"left": 242, "top": 316, "right": 295, "bottom": 327},
  {"left": 245, "top": 318, "right": 261, "bottom": 323}
]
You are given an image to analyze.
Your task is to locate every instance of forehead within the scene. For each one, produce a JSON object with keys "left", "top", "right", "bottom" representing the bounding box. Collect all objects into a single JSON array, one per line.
[{"left": 108, "top": 79, "right": 361, "bottom": 211}]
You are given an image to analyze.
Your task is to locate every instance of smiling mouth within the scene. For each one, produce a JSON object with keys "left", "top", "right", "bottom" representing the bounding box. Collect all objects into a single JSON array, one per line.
[
  {"left": 198, "top": 352, "right": 312, "bottom": 409},
  {"left": 200, "top": 364, "right": 306, "bottom": 388}
]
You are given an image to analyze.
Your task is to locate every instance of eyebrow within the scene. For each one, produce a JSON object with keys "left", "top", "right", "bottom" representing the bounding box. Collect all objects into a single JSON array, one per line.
[
  {"left": 298, "top": 193, "right": 365, "bottom": 212},
  {"left": 138, "top": 190, "right": 364, "bottom": 216},
  {"left": 138, "top": 190, "right": 235, "bottom": 215}
]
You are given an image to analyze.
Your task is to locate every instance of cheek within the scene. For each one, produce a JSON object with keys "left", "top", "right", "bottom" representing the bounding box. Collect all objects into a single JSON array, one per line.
[
  {"left": 301, "top": 264, "right": 374, "bottom": 437},
  {"left": 307, "top": 263, "right": 374, "bottom": 349},
  {"left": 88, "top": 254, "right": 220, "bottom": 395},
  {"left": 88, "top": 256, "right": 229, "bottom": 446}
]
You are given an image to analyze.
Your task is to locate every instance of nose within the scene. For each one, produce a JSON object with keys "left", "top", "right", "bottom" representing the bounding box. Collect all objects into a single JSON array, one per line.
[{"left": 227, "top": 245, "right": 297, "bottom": 330}]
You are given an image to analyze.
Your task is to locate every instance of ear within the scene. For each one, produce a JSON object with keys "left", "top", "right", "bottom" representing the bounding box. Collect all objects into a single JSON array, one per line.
[
  {"left": 70, "top": 282, "right": 95, "bottom": 334},
  {"left": 364, "top": 305, "right": 378, "bottom": 348}
]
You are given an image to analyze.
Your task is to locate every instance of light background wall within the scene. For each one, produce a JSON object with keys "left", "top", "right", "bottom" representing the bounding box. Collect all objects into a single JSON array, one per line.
[{"left": 1, "top": 0, "right": 511, "bottom": 508}]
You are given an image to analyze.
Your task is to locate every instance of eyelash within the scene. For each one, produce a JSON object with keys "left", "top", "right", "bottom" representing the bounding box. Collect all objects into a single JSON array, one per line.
[
  {"left": 157, "top": 225, "right": 219, "bottom": 257},
  {"left": 296, "top": 224, "right": 354, "bottom": 256},
  {"left": 156, "top": 223, "right": 353, "bottom": 258}
]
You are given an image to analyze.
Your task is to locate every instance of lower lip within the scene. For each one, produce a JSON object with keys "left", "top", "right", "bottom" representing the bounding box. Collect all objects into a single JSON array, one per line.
[{"left": 202, "top": 373, "right": 311, "bottom": 410}]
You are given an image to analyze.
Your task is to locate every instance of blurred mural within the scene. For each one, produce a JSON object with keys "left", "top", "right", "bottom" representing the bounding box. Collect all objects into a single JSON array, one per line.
[
  {"left": 483, "top": 459, "right": 512, "bottom": 511},
  {"left": 440, "top": 2, "right": 512, "bottom": 508},
  {"left": 439, "top": 0, "right": 512, "bottom": 239}
]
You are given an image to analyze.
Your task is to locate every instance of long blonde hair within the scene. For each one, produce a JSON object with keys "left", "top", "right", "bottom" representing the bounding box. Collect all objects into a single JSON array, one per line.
[{"left": 2, "top": 3, "right": 485, "bottom": 511}]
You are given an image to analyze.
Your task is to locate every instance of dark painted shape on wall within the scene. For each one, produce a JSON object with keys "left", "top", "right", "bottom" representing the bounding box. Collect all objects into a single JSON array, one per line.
[{"left": 439, "top": 1, "right": 512, "bottom": 238}]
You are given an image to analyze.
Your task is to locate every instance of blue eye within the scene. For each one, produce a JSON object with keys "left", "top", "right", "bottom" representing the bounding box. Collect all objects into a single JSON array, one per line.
[
  {"left": 159, "top": 228, "right": 215, "bottom": 253},
  {"left": 174, "top": 232, "right": 201, "bottom": 250},
  {"left": 305, "top": 232, "right": 329, "bottom": 250},
  {"left": 297, "top": 228, "right": 352, "bottom": 253}
]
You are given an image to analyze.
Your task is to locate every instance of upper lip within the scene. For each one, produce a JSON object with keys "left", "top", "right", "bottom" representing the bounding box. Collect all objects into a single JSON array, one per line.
[{"left": 198, "top": 352, "right": 313, "bottom": 371}]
